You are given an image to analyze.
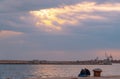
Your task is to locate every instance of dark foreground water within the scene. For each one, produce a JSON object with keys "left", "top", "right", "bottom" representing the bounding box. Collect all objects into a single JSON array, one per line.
[{"left": 0, "top": 64, "right": 119, "bottom": 79}]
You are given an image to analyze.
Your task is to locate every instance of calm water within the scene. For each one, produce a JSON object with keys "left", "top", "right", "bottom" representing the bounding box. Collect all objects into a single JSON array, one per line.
[{"left": 0, "top": 64, "right": 119, "bottom": 79}]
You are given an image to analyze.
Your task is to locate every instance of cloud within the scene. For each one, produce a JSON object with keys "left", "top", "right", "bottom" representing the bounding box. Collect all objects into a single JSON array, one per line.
[
  {"left": 29, "top": 2, "right": 120, "bottom": 32},
  {"left": 1, "top": 1, "right": 120, "bottom": 34},
  {"left": 0, "top": 11, "right": 38, "bottom": 34},
  {"left": 0, "top": 30, "right": 23, "bottom": 38},
  {"left": 0, "top": 0, "right": 83, "bottom": 13},
  {"left": 0, "top": 0, "right": 120, "bottom": 60}
]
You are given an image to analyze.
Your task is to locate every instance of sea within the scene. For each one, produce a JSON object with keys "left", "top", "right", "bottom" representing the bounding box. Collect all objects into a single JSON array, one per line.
[{"left": 0, "top": 64, "right": 119, "bottom": 79}]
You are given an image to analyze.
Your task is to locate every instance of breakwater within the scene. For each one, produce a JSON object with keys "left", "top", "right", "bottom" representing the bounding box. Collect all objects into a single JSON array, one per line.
[{"left": 0, "top": 60, "right": 116, "bottom": 65}]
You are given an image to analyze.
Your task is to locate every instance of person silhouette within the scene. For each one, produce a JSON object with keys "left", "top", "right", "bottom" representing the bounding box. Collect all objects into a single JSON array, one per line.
[
  {"left": 84, "top": 68, "right": 91, "bottom": 76},
  {"left": 78, "top": 68, "right": 91, "bottom": 77},
  {"left": 78, "top": 69, "right": 87, "bottom": 77}
]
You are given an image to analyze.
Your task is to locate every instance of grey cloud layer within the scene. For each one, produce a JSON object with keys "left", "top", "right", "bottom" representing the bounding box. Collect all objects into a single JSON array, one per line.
[
  {"left": 1, "top": 0, "right": 120, "bottom": 13},
  {"left": 0, "top": 0, "right": 120, "bottom": 32},
  {"left": 0, "top": 0, "right": 120, "bottom": 60},
  {"left": 0, "top": 0, "right": 83, "bottom": 13}
]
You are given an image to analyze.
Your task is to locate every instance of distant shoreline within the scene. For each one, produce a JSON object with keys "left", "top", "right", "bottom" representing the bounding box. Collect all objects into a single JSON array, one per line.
[{"left": 0, "top": 60, "right": 118, "bottom": 65}]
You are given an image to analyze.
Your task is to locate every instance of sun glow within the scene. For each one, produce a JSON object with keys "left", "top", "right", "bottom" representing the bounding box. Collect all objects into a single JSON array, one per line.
[{"left": 30, "top": 2, "right": 120, "bottom": 32}]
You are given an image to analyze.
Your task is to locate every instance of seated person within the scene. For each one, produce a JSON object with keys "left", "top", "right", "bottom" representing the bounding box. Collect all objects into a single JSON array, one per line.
[
  {"left": 85, "top": 68, "right": 91, "bottom": 76},
  {"left": 78, "top": 68, "right": 91, "bottom": 77},
  {"left": 78, "top": 69, "right": 87, "bottom": 77}
]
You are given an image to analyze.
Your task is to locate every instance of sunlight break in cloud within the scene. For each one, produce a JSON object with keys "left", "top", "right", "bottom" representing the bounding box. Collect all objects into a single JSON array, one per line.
[
  {"left": 30, "top": 2, "right": 120, "bottom": 32},
  {"left": 0, "top": 30, "right": 23, "bottom": 38}
]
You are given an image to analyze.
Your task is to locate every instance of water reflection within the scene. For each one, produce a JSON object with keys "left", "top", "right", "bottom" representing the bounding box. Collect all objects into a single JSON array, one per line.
[{"left": 0, "top": 64, "right": 120, "bottom": 79}]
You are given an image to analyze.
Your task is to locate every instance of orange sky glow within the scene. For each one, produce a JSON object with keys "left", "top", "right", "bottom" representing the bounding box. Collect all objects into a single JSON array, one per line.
[{"left": 29, "top": 2, "right": 120, "bottom": 32}]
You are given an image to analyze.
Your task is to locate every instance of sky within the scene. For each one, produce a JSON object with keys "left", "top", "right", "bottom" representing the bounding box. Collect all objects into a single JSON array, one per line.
[{"left": 0, "top": 0, "right": 120, "bottom": 60}]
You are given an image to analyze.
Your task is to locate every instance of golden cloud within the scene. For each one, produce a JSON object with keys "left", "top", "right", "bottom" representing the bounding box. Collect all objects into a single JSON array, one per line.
[
  {"left": 29, "top": 2, "right": 120, "bottom": 32},
  {"left": 0, "top": 30, "right": 23, "bottom": 38}
]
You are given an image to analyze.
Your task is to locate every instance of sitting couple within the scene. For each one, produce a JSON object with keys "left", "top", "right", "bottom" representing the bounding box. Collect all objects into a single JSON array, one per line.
[{"left": 78, "top": 68, "right": 91, "bottom": 77}]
